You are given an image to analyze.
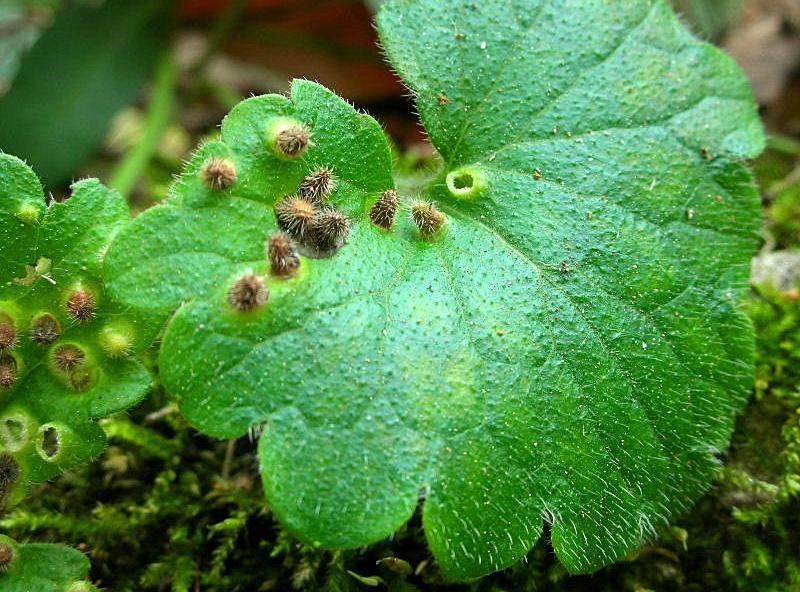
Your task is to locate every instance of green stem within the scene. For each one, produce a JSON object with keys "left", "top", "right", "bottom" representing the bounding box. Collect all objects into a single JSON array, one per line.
[
  {"left": 109, "top": 53, "right": 175, "bottom": 198},
  {"left": 192, "top": 0, "right": 248, "bottom": 74}
]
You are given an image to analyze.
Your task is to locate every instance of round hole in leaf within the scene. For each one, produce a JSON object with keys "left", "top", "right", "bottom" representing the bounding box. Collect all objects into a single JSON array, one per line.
[
  {"left": 0, "top": 414, "right": 32, "bottom": 452},
  {"left": 38, "top": 425, "right": 60, "bottom": 460},
  {"left": 446, "top": 166, "right": 486, "bottom": 199}
]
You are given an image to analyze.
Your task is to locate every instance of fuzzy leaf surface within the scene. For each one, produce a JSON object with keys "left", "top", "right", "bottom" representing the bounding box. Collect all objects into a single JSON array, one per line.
[
  {"left": 0, "top": 154, "right": 152, "bottom": 504},
  {"left": 108, "top": 0, "right": 763, "bottom": 580}
]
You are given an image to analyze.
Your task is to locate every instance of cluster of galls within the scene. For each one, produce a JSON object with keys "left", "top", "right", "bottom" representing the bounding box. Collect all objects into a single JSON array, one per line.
[
  {"left": 275, "top": 165, "right": 349, "bottom": 253},
  {"left": 0, "top": 287, "right": 132, "bottom": 394},
  {"left": 197, "top": 118, "right": 448, "bottom": 314}
]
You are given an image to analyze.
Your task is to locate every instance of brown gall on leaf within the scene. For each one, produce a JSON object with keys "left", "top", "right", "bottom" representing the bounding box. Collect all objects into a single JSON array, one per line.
[
  {"left": 411, "top": 201, "right": 446, "bottom": 237},
  {"left": 29, "top": 313, "right": 61, "bottom": 345},
  {"left": 369, "top": 189, "right": 398, "bottom": 230},
  {"left": 276, "top": 123, "right": 312, "bottom": 158},
  {"left": 0, "top": 356, "right": 17, "bottom": 388},
  {"left": 200, "top": 156, "right": 237, "bottom": 190},
  {"left": 69, "top": 369, "right": 94, "bottom": 392},
  {"left": 268, "top": 233, "right": 301, "bottom": 277},
  {"left": 275, "top": 195, "right": 318, "bottom": 240},
  {"left": 227, "top": 273, "right": 269, "bottom": 312},
  {"left": 298, "top": 166, "right": 337, "bottom": 205},
  {"left": 312, "top": 207, "right": 351, "bottom": 251},
  {"left": 66, "top": 289, "right": 95, "bottom": 323},
  {"left": 0, "top": 454, "right": 20, "bottom": 490},
  {"left": 52, "top": 344, "right": 86, "bottom": 373},
  {"left": 0, "top": 320, "right": 17, "bottom": 352},
  {"left": 0, "top": 542, "right": 15, "bottom": 571}
]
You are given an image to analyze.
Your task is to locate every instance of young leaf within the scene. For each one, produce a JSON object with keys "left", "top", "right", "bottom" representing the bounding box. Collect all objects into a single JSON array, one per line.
[
  {"left": 0, "top": 154, "right": 153, "bottom": 506},
  {"left": 0, "top": 534, "right": 97, "bottom": 591},
  {"left": 106, "top": 0, "right": 764, "bottom": 581}
]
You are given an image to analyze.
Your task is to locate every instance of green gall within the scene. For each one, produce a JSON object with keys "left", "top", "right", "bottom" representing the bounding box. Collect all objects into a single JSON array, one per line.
[
  {"left": 99, "top": 325, "right": 134, "bottom": 358},
  {"left": 15, "top": 202, "right": 41, "bottom": 225}
]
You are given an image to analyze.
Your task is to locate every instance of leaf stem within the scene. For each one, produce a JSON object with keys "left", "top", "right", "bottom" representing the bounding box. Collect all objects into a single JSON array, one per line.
[{"left": 109, "top": 53, "right": 176, "bottom": 198}]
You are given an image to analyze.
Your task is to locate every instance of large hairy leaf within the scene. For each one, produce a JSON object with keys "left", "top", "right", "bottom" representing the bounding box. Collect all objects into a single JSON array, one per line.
[{"left": 105, "top": 0, "right": 763, "bottom": 580}]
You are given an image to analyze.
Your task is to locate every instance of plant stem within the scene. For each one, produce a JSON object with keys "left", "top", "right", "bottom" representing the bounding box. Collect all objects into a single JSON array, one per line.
[
  {"left": 221, "top": 437, "right": 237, "bottom": 481},
  {"left": 109, "top": 53, "right": 175, "bottom": 198},
  {"left": 192, "top": 0, "right": 248, "bottom": 75}
]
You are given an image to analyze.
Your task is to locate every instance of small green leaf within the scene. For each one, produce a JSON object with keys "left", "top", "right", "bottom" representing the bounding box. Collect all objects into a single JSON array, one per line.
[
  {"left": 0, "top": 0, "right": 172, "bottom": 187},
  {"left": 0, "top": 534, "right": 96, "bottom": 592},
  {"left": 0, "top": 154, "right": 154, "bottom": 505},
  {"left": 347, "top": 570, "right": 384, "bottom": 587},
  {"left": 106, "top": 0, "right": 763, "bottom": 581}
]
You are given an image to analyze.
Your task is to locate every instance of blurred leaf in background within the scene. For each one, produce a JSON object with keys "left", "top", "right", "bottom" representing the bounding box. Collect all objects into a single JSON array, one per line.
[
  {"left": 0, "top": 0, "right": 174, "bottom": 188},
  {"left": 0, "top": 1, "right": 55, "bottom": 95},
  {"left": 673, "top": 0, "right": 747, "bottom": 38}
]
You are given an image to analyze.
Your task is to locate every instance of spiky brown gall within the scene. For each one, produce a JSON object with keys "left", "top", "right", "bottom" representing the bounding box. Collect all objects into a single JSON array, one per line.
[
  {"left": 201, "top": 157, "right": 237, "bottom": 190},
  {"left": 298, "top": 166, "right": 337, "bottom": 204},
  {"left": 276, "top": 124, "right": 312, "bottom": 158},
  {"left": 411, "top": 201, "right": 446, "bottom": 237},
  {"left": 0, "top": 542, "right": 15, "bottom": 571},
  {"left": 0, "top": 356, "right": 17, "bottom": 388},
  {"left": 52, "top": 344, "right": 85, "bottom": 372},
  {"left": 312, "top": 207, "right": 351, "bottom": 251},
  {"left": 275, "top": 195, "right": 317, "bottom": 239},
  {"left": 66, "top": 289, "right": 95, "bottom": 323},
  {"left": 30, "top": 313, "right": 61, "bottom": 345},
  {"left": 369, "top": 189, "right": 398, "bottom": 230},
  {"left": 0, "top": 321, "right": 17, "bottom": 352},
  {"left": 0, "top": 455, "right": 21, "bottom": 490},
  {"left": 227, "top": 273, "right": 269, "bottom": 312},
  {"left": 268, "top": 233, "right": 301, "bottom": 277}
]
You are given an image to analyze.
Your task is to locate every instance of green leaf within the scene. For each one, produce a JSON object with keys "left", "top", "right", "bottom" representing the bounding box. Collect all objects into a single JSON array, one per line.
[
  {"left": 0, "top": 534, "right": 97, "bottom": 592},
  {"left": 106, "top": 0, "right": 763, "bottom": 581},
  {"left": 0, "top": 0, "right": 172, "bottom": 187},
  {"left": 0, "top": 154, "right": 154, "bottom": 505}
]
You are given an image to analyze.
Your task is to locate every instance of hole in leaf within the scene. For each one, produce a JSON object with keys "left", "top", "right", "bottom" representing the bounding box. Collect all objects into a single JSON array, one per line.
[
  {"left": 446, "top": 166, "right": 485, "bottom": 199},
  {"left": 0, "top": 416, "right": 29, "bottom": 452},
  {"left": 40, "top": 427, "right": 60, "bottom": 459},
  {"left": 451, "top": 173, "right": 474, "bottom": 190}
]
